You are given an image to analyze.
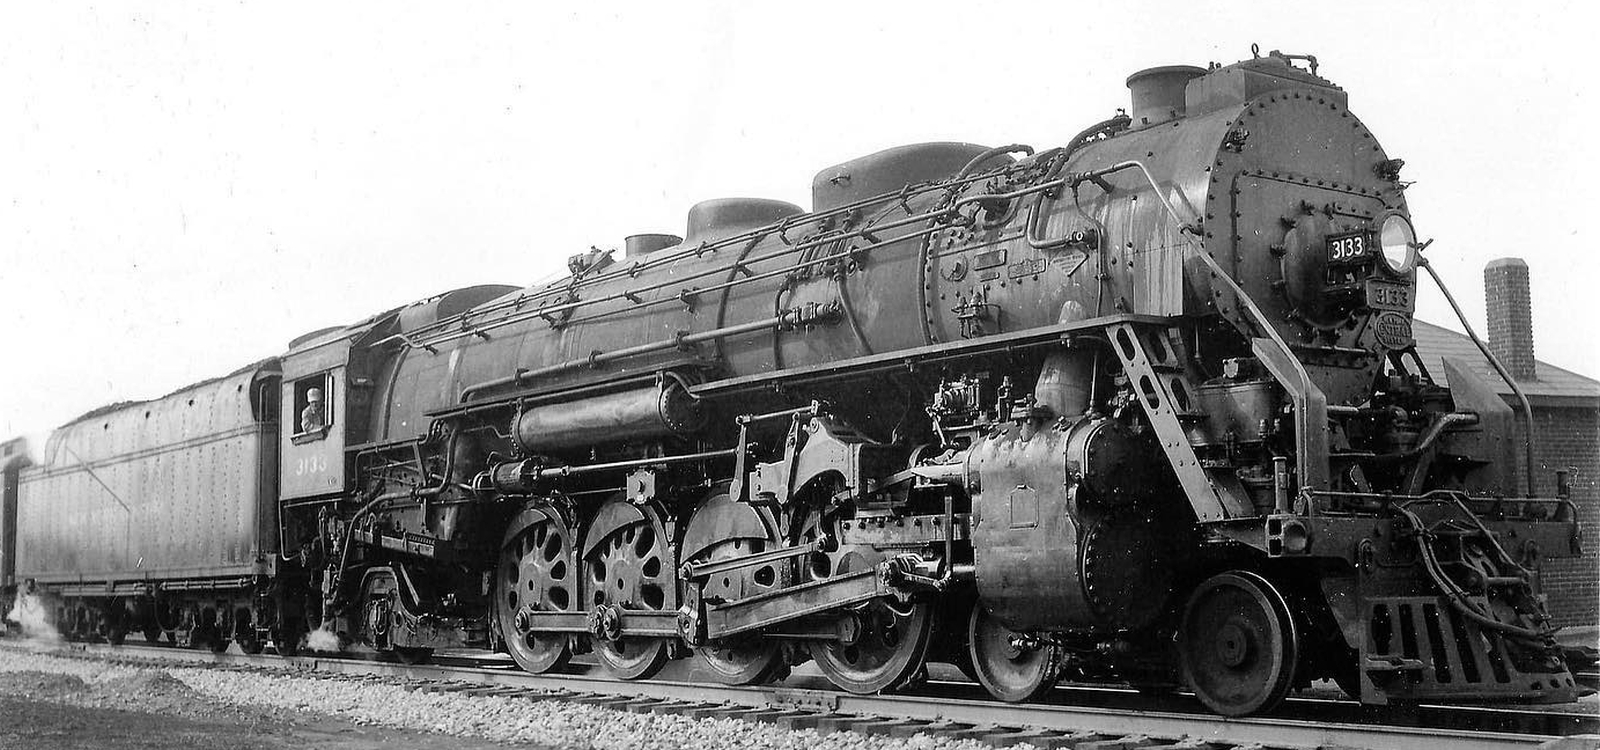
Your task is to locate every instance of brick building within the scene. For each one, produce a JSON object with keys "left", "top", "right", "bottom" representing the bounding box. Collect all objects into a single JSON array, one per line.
[{"left": 1412, "top": 257, "right": 1599, "bottom": 627}]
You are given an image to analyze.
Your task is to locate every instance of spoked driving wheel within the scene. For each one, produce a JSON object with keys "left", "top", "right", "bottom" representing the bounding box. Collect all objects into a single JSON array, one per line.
[
  {"left": 809, "top": 596, "right": 933, "bottom": 694},
  {"left": 968, "top": 604, "right": 1062, "bottom": 703},
  {"left": 1179, "top": 571, "right": 1299, "bottom": 716},
  {"left": 682, "top": 489, "right": 789, "bottom": 685},
  {"left": 496, "top": 503, "right": 576, "bottom": 674},
  {"left": 582, "top": 498, "right": 676, "bottom": 680},
  {"left": 796, "top": 507, "right": 933, "bottom": 694}
]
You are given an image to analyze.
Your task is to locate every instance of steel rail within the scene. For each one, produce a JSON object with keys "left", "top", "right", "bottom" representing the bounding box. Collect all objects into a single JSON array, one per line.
[{"left": 35, "top": 642, "right": 1592, "bottom": 750}]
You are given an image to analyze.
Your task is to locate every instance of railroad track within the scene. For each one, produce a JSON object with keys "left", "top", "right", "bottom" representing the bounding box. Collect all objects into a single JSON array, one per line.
[{"left": 13, "top": 641, "right": 1598, "bottom": 750}]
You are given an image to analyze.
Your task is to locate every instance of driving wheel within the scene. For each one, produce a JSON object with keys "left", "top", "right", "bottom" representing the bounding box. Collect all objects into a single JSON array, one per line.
[
  {"left": 797, "top": 508, "right": 933, "bottom": 694},
  {"left": 682, "top": 489, "right": 788, "bottom": 685},
  {"left": 582, "top": 498, "right": 675, "bottom": 680},
  {"left": 968, "top": 604, "right": 1062, "bottom": 702},
  {"left": 99, "top": 601, "right": 128, "bottom": 646},
  {"left": 496, "top": 503, "right": 576, "bottom": 674},
  {"left": 1179, "top": 571, "right": 1299, "bottom": 716}
]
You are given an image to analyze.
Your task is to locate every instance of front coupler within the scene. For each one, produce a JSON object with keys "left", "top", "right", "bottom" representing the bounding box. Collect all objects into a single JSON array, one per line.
[{"left": 1225, "top": 491, "right": 1583, "bottom": 705}]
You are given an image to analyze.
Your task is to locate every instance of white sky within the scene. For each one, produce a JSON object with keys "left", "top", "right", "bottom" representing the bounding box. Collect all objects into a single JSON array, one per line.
[{"left": 3, "top": 1, "right": 1596, "bottom": 441}]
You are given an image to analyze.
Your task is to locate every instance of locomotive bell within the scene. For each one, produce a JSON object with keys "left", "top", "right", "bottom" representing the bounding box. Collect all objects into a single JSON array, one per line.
[{"left": 1126, "top": 65, "right": 1206, "bottom": 126}]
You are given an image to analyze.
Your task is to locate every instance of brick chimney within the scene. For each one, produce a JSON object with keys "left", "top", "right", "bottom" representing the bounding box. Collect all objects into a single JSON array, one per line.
[{"left": 1484, "top": 257, "right": 1536, "bottom": 380}]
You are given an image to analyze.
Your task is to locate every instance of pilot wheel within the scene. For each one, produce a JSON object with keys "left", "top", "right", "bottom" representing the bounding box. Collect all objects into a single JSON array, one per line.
[{"left": 1179, "top": 571, "right": 1299, "bottom": 716}]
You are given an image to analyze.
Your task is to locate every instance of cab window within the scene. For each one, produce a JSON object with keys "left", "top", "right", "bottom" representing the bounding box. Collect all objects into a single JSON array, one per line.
[{"left": 292, "top": 374, "right": 333, "bottom": 439}]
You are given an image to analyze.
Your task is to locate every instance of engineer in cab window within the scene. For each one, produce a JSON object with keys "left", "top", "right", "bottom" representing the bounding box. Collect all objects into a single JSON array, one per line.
[{"left": 299, "top": 387, "right": 326, "bottom": 434}]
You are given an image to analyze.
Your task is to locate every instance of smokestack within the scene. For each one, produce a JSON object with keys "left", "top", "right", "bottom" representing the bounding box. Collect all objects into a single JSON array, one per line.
[
  {"left": 1126, "top": 65, "right": 1206, "bottom": 127},
  {"left": 1484, "top": 257, "right": 1536, "bottom": 380}
]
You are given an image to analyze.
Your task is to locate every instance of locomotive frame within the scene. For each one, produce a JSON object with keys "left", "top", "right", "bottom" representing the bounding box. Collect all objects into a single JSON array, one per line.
[{"left": 2, "top": 48, "right": 1584, "bottom": 718}]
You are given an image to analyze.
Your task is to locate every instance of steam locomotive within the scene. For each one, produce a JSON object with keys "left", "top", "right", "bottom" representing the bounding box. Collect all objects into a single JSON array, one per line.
[{"left": 1, "top": 48, "right": 1584, "bottom": 717}]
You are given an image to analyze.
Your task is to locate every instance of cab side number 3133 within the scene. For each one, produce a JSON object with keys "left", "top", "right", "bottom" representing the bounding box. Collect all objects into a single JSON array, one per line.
[{"left": 296, "top": 455, "right": 328, "bottom": 476}]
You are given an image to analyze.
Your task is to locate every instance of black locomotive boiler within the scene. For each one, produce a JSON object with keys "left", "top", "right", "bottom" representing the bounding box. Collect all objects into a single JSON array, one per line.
[{"left": 2, "top": 49, "right": 1584, "bottom": 717}]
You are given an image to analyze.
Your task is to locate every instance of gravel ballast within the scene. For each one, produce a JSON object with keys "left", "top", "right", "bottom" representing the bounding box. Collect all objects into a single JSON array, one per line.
[{"left": 0, "top": 646, "right": 1032, "bottom": 750}]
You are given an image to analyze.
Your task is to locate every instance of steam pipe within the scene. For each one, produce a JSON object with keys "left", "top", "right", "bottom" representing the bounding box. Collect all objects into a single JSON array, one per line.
[
  {"left": 423, "top": 220, "right": 938, "bottom": 350},
  {"left": 410, "top": 175, "right": 1059, "bottom": 353},
  {"left": 321, "top": 490, "right": 398, "bottom": 617},
  {"left": 954, "top": 144, "right": 1033, "bottom": 179},
  {"left": 1062, "top": 113, "right": 1132, "bottom": 158},
  {"left": 1395, "top": 501, "right": 1549, "bottom": 641},
  {"left": 1019, "top": 114, "right": 1131, "bottom": 252},
  {"left": 1419, "top": 258, "right": 1539, "bottom": 497},
  {"left": 531, "top": 448, "right": 737, "bottom": 479},
  {"left": 382, "top": 170, "right": 1017, "bottom": 351},
  {"left": 459, "top": 308, "right": 823, "bottom": 402},
  {"left": 1366, "top": 412, "right": 1479, "bottom": 464}
]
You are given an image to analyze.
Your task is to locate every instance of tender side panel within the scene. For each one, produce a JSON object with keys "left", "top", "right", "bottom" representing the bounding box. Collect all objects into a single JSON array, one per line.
[{"left": 16, "top": 367, "right": 278, "bottom": 583}]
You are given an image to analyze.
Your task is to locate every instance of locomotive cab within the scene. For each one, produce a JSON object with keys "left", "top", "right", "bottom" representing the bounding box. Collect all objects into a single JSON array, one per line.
[{"left": 279, "top": 326, "right": 358, "bottom": 501}]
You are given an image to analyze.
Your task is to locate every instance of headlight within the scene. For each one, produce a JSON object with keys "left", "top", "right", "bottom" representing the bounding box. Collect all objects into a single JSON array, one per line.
[{"left": 1379, "top": 214, "right": 1417, "bottom": 274}]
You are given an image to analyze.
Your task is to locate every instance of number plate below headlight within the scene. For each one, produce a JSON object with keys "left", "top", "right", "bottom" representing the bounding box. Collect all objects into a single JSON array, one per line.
[{"left": 1366, "top": 279, "right": 1414, "bottom": 312}]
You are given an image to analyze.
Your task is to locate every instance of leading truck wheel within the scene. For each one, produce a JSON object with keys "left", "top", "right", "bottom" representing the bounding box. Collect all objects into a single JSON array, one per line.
[
  {"left": 1179, "top": 571, "right": 1299, "bottom": 716},
  {"left": 968, "top": 604, "right": 1062, "bottom": 703}
]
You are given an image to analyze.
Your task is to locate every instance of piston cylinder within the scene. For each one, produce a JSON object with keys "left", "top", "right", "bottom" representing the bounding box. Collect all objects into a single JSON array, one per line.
[
  {"left": 966, "top": 417, "right": 1168, "bottom": 632},
  {"left": 513, "top": 383, "right": 704, "bottom": 453}
]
